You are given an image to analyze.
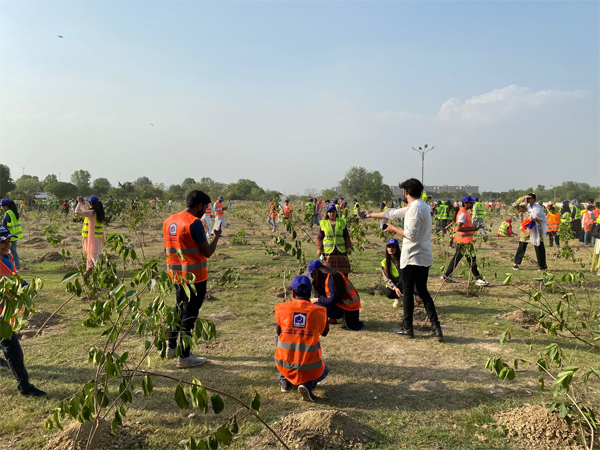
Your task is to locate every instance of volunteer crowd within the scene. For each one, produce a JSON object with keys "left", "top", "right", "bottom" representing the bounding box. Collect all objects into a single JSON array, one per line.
[{"left": 1, "top": 181, "right": 599, "bottom": 403}]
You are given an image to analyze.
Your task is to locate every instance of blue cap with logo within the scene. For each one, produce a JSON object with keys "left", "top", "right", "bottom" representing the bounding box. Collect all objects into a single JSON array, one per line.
[
  {"left": 0, "top": 225, "right": 15, "bottom": 242},
  {"left": 290, "top": 275, "right": 312, "bottom": 297},
  {"left": 462, "top": 195, "right": 475, "bottom": 203},
  {"left": 386, "top": 238, "right": 399, "bottom": 246},
  {"left": 307, "top": 259, "right": 322, "bottom": 275},
  {"left": 86, "top": 196, "right": 99, "bottom": 203},
  {"left": 326, "top": 204, "right": 337, "bottom": 212},
  {"left": 0, "top": 198, "right": 12, "bottom": 206}
]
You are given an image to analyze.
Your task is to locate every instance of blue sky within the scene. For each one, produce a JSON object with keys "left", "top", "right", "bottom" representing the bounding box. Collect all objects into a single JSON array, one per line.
[{"left": 1, "top": 1, "right": 598, "bottom": 194}]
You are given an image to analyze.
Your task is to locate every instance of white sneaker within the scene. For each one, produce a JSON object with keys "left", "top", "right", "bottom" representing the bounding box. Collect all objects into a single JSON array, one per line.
[
  {"left": 177, "top": 353, "right": 207, "bottom": 369},
  {"left": 441, "top": 275, "right": 456, "bottom": 283},
  {"left": 475, "top": 279, "right": 489, "bottom": 286},
  {"left": 392, "top": 299, "right": 400, "bottom": 308},
  {"left": 166, "top": 347, "right": 176, "bottom": 360}
]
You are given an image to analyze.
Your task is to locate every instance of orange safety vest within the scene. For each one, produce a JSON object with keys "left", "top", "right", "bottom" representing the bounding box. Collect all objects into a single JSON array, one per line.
[
  {"left": 274, "top": 300, "right": 326, "bottom": 385},
  {"left": 269, "top": 203, "right": 278, "bottom": 218},
  {"left": 283, "top": 204, "right": 292, "bottom": 218},
  {"left": 163, "top": 212, "right": 208, "bottom": 284},
  {"left": 204, "top": 203, "right": 212, "bottom": 216},
  {"left": 454, "top": 207, "right": 474, "bottom": 244},
  {"left": 214, "top": 201, "right": 225, "bottom": 217},
  {"left": 582, "top": 211, "right": 595, "bottom": 232},
  {"left": 324, "top": 273, "right": 361, "bottom": 311},
  {"left": 546, "top": 212, "right": 560, "bottom": 232}
]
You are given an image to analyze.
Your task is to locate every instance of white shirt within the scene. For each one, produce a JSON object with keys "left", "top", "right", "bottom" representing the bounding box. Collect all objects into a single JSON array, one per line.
[
  {"left": 527, "top": 203, "right": 548, "bottom": 246},
  {"left": 457, "top": 212, "right": 467, "bottom": 224},
  {"left": 383, "top": 199, "right": 434, "bottom": 269}
]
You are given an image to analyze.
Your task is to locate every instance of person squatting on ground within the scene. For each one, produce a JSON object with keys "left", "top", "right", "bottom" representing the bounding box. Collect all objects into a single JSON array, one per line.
[
  {"left": 316, "top": 204, "right": 352, "bottom": 275},
  {"left": 512, "top": 194, "right": 548, "bottom": 271},
  {"left": 364, "top": 178, "right": 443, "bottom": 341},
  {"left": 381, "top": 238, "right": 422, "bottom": 308},
  {"left": 75, "top": 196, "right": 106, "bottom": 272},
  {"left": 496, "top": 218, "right": 516, "bottom": 237},
  {"left": 268, "top": 199, "right": 278, "bottom": 233},
  {"left": 308, "top": 260, "right": 363, "bottom": 331},
  {"left": 546, "top": 205, "right": 561, "bottom": 249},
  {"left": 163, "top": 190, "right": 222, "bottom": 368},
  {"left": 441, "top": 196, "right": 489, "bottom": 286},
  {"left": 0, "top": 226, "right": 47, "bottom": 397},
  {"left": 1, "top": 199, "right": 23, "bottom": 271},
  {"left": 274, "top": 275, "right": 329, "bottom": 402}
]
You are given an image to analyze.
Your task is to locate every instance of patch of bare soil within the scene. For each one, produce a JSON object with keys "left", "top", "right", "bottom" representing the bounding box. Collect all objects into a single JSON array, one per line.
[
  {"left": 18, "top": 312, "right": 64, "bottom": 339},
  {"left": 42, "top": 419, "right": 145, "bottom": 450},
  {"left": 211, "top": 253, "right": 232, "bottom": 262},
  {"left": 249, "top": 409, "right": 374, "bottom": 450},
  {"left": 490, "top": 251, "right": 514, "bottom": 259},
  {"left": 23, "top": 237, "right": 46, "bottom": 244},
  {"left": 494, "top": 405, "right": 585, "bottom": 450},
  {"left": 497, "top": 310, "right": 539, "bottom": 329},
  {"left": 33, "top": 251, "right": 63, "bottom": 262},
  {"left": 366, "top": 282, "right": 385, "bottom": 297}
]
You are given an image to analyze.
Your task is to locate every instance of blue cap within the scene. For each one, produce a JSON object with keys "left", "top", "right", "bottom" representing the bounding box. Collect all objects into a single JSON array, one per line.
[
  {"left": 353, "top": 198, "right": 357, "bottom": 202},
  {"left": 307, "top": 259, "right": 322, "bottom": 276},
  {"left": 386, "top": 238, "right": 399, "bottom": 246},
  {"left": 462, "top": 195, "right": 475, "bottom": 203},
  {"left": 0, "top": 225, "right": 15, "bottom": 242},
  {"left": 0, "top": 198, "right": 11, "bottom": 206},
  {"left": 290, "top": 275, "right": 312, "bottom": 297},
  {"left": 473, "top": 197, "right": 479, "bottom": 201},
  {"left": 332, "top": 198, "right": 338, "bottom": 204},
  {"left": 218, "top": 196, "right": 224, "bottom": 201},
  {"left": 86, "top": 196, "right": 99, "bottom": 203},
  {"left": 326, "top": 204, "right": 337, "bottom": 212}
]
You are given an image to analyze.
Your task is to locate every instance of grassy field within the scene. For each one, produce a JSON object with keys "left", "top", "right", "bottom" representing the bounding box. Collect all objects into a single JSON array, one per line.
[{"left": 1, "top": 202, "right": 598, "bottom": 450}]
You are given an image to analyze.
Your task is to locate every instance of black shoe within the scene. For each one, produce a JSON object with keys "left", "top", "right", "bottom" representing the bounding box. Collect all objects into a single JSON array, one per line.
[
  {"left": 431, "top": 323, "right": 444, "bottom": 342},
  {"left": 0, "top": 357, "right": 8, "bottom": 368},
  {"left": 298, "top": 384, "right": 316, "bottom": 402},
  {"left": 279, "top": 379, "right": 292, "bottom": 393},
  {"left": 395, "top": 327, "right": 414, "bottom": 339},
  {"left": 20, "top": 386, "right": 47, "bottom": 397}
]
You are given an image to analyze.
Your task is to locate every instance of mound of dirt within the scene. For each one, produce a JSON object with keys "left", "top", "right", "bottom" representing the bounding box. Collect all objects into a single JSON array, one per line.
[
  {"left": 24, "top": 237, "right": 46, "bottom": 244},
  {"left": 211, "top": 253, "right": 232, "bottom": 261},
  {"left": 250, "top": 409, "right": 374, "bottom": 450},
  {"left": 366, "top": 282, "right": 385, "bottom": 297},
  {"left": 494, "top": 405, "right": 585, "bottom": 450},
  {"left": 497, "top": 310, "right": 538, "bottom": 328},
  {"left": 33, "top": 251, "right": 63, "bottom": 262},
  {"left": 42, "top": 419, "right": 145, "bottom": 450}
]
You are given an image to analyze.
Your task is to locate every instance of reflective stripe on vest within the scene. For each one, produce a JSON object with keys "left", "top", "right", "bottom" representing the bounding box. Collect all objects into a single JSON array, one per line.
[
  {"left": 583, "top": 212, "right": 595, "bottom": 232},
  {"left": 205, "top": 203, "right": 212, "bottom": 215},
  {"left": 498, "top": 221, "right": 510, "bottom": 236},
  {"left": 5, "top": 210, "right": 23, "bottom": 241},
  {"left": 325, "top": 273, "right": 361, "bottom": 311},
  {"left": 573, "top": 206, "right": 582, "bottom": 220},
  {"left": 454, "top": 208, "right": 474, "bottom": 244},
  {"left": 214, "top": 201, "right": 225, "bottom": 217},
  {"left": 319, "top": 218, "right": 346, "bottom": 254},
  {"left": 547, "top": 213, "right": 560, "bottom": 232},
  {"left": 353, "top": 203, "right": 360, "bottom": 215},
  {"left": 561, "top": 212, "right": 571, "bottom": 223},
  {"left": 81, "top": 216, "right": 104, "bottom": 238},
  {"left": 437, "top": 204, "right": 448, "bottom": 220},
  {"left": 274, "top": 300, "right": 326, "bottom": 385},
  {"left": 163, "top": 211, "right": 208, "bottom": 284},
  {"left": 283, "top": 205, "right": 292, "bottom": 218}
]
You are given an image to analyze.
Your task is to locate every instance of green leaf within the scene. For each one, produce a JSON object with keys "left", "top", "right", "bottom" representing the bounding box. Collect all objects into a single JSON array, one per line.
[
  {"left": 175, "top": 383, "right": 190, "bottom": 409},
  {"left": 250, "top": 392, "right": 260, "bottom": 413},
  {"left": 142, "top": 375, "right": 153, "bottom": 397},
  {"left": 0, "top": 320, "right": 14, "bottom": 339},
  {"left": 559, "top": 403, "right": 568, "bottom": 418},
  {"left": 538, "top": 375, "right": 545, "bottom": 390},
  {"left": 229, "top": 415, "right": 239, "bottom": 434},
  {"left": 216, "top": 426, "right": 233, "bottom": 445},
  {"left": 211, "top": 394, "right": 224, "bottom": 414},
  {"left": 61, "top": 270, "right": 80, "bottom": 283}
]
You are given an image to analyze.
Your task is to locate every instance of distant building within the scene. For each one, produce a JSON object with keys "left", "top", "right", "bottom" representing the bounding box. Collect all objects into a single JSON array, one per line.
[{"left": 424, "top": 185, "right": 479, "bottom": 194}]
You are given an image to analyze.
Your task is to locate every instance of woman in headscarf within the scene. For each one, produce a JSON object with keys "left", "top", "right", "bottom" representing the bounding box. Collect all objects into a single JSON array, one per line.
[
  {"left": 570, "top": 199, "right": 583, "bottom": 242},
  {"left": 496, "top": 218, "right": 516, "bottom": 237},
  {"left": 75, "top": 196, "right": 106, "bottom": 271},
  {"left": 316, "top": 204, "right": 352, "bottom": 275}
]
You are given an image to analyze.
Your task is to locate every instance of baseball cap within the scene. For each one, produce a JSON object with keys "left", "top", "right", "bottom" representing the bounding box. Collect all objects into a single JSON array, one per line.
[
  {"left": 0, "top": 226, "right": 15, "bottom": 242},
  {"left": 352, "top": 198, "right": 357, "bottom": 202},
  {"left": 290, "top": 275, "right": 312, "bottom": 297},
  {"left": 86, "top": 196, "right": 99, "bottom": 203},
  {"left": 218, "top": 196, "right": 224, "bottom": 201},
  {"left": 386, "top": 238, "right": 399, "bottom": 246},
  {"left": 473, "top": 197, "right": 479, "bottom": 201},
  {"left": 462, "top": 195, "right": 475, "bottom": 203},
  {"left": 326, "top": 204, "right": 337, "bottom": 212},
  {"left": 307, "top": 259, "right": 322, "bottom": 276},
  {"left": 0, "top": 198, "right": 11, "bottom": 206}
]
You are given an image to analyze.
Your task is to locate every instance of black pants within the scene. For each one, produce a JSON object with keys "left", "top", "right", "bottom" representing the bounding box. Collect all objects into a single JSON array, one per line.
[
  {"left": 547, "top": 232, "right": 560, "bottom": 247},
  {"left": 444, "top": 243, "right": 481, "bottom": 279},
  {"left": 437, "top": 219, "right": 448, "bottom": 235},
  {"left": 401, "top": 265, "right": 438, "bottom": 329},
  {"left": 385, "top": 287, "right": 400, "bottom": 299},
  {"left": 514, "top": 241, "right": 547, "bottom": 269},
  {"left": 167, "top": 281, "right": 207, "bottom": 357},
  {"left": 572, "top": 220, "right": 583, "bottom": 241},
  {"left": 0, "top": 333, "right": 32, "bottom": 393}
]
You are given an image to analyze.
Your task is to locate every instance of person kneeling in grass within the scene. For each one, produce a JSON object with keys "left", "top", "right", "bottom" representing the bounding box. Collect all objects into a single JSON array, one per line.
[{"left": 275, "top": 276, "right": 329, "bottom": 402}]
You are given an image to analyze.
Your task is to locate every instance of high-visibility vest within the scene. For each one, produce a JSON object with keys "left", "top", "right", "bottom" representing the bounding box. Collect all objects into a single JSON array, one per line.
[
  {"left": 0, "top": 254, "right": 21, "bottom": 326},
  {"left": 319, "top": 218, "right": 346, "bottom": 254},
  {"left": 474, "top": 202, "right": 484, "bottom": 219},
  {"left": 283, "top": 204, "right": 292, "bottom": 218},
  {"left": 81, "top": 216, "right": 104, "bottom": 238},
  {"left": 204, "top": 203, "right": 212, "bottom": 216},
  {"left": 573, "top": 206, "right": 582, "bottom": 220},
  {"left": 546, "top": 213, "right": 560, "bottom": 232},
  {"left": 5, "top": 210, "right": 23, "bottom": 241},
  {"left": 421, "top": 191, "right": 428, "bottom": 202},
  {"left": 163, "top": 212, "right": 208, "bottom": 284},
  {"left": 214, "top": 201, "right": 225, "bottom": 217},
  {"left": 325, "top": 273, "right": 361, "bottom": 311},
  {"left": 498, "top": 221, "right": 511, "bottom": 237},
  {"left": 269, "top": 203, "right": 278, "bottom": 218},
  {"left": 582, "top": 211, "right": 595, "bottom": 232},
  {"left": 274, "top": 300, "right": 326, "bottom": 385},
  {"left": 436, "top": 204, "right": 448, "bottom": 220},
  {"left": 306, "top": 202, "right": 314, "bottom": 213},
  {"left": 353, "top": 203, "right": 360, "bottom": 216},
  {"left": 381, "top": 258, "right": 400, "bottom": 288},
  {"left": 561, "top": 211, "right": 571, "bottom": 223},
  {"left": 454, "top": 208, "right": 474, "bottom": 244}
]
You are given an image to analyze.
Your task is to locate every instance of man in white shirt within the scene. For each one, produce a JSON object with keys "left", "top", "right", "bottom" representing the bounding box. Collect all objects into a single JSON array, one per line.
[{"left": 366, "top": 178, "right": 443, "bottom": 341}]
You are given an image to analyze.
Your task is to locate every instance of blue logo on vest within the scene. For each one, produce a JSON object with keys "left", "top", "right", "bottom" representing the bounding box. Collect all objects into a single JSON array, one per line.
[
  {"left": 293, "top": 312, "right": 307, "bottom": 328},
  {"left": 169, "top": 223, "right": 177, "bottom": 236}
]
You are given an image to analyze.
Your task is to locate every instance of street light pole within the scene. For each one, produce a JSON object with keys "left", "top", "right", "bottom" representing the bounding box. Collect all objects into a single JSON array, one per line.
[{"left": 412, "top": 144, "right": 434, "bottom": 185}]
